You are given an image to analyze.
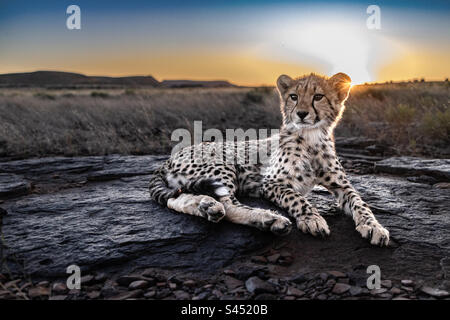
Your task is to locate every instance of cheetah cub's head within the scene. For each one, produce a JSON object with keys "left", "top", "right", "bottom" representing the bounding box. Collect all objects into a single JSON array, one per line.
[{"left": 276, "top": 72, "right": 351, "bottom": 132}]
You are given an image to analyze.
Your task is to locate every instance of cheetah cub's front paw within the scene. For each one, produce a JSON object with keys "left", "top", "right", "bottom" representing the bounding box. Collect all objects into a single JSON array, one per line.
[
  {"left": 198, "top": 197, "right": 226, "bottom": 223},
  {"left": 258, "top": 210, "right": 292, "bottom": 236},
  {"left": 356, "top": 222, "right": 390, "bottom": 246},
  {"left": 269, "top": 215, "right": 293, "bottom": 236},
  {"left": 296, "top": 212, "right": 330, "bottom": 237}
]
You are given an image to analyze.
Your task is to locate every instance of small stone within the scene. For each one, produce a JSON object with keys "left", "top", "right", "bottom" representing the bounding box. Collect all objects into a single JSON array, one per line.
[
  {"left": 393, "top": 296, "right": 410, "bottom": 300},
  {"left": 144, "top": 290, "right": 156, "bottom": 298},
  {"left": 267, "top": 253, "right": 281, "bottom": 263},
  {"left": 117, "top": 275, "right": 142, "bottom": 287},
  {"left": 280, "top": 250, "right": 291, "bottom": 258},
  {"left": 212, "top": 289, "right": 223, "bottom": 298},
  {"left": 156, "top": 282, "right": 166, "bottom": 287},
  {"left": 251, "top": 256, "right": 267, "bottom": 264},
  {"left": 109, "top": 289, "right": 143, "bottom": 300},
  {"left": 155, "top": 288, "right": 171, "bottom": 299},
  {"left": 370, "top": 288, "right": 388, "bottom": 295},
  {"left": 283, "top": 295, "right": 295, "bottom": 300},
  {"left": 37, "top": 281, "right": 49, "bottom": 287},
  {"left": 337, "top": 278, "right": 350, "bottom": 284},
  {"left": 327, "top": 271, "right": 347, "bottom": 278},
  {"left": 183, "top": 280, "right": 196, "bottom": 288},
  {"left": 167, "top": 275, "right": 182, "bottom": 284},
  {"left": 101, "top": 280, "right": 119, "bottom": 298},
  {"left": 278, "top": 256, "right": 294, "bottom": 266},
  {"left": 390, "top": 287, "right": 402, "bottom": 295},
  {"left": 19, "top": 282, "right": 32, "bottom": 291},
  {"left": 223, "top": 269, "right": 235, "bottom": 276},
  {"left": 28, "top": 286, "right": 51, "bottom": 298},
  {"left": 245, "top": 276, "right": 277, "bottom": 294},
  {"left": 4, "top": 279, "right": 21, "bottom": 288},
  {"left": 288, "top": 274, "right": 307, "bottom": 284},
  {"left": 128, "top": 280, "right": 149, "bottom": 290},
  {"left": 49, "top": 295, "right": 67, "bottom": 300},
  {"left": 401, "top": 286, "right": 414, "bottom": 292},
  {"left": 420, "top": 286, "right": 450, "bottom": 298},
  {"left": 317, "top": 294, "right": 328, "bottom": 300},
  {"left": 81, "top": 275, "right": 95, "bottom": 285},
  {"left": 349, "top": 286, "right": 363, "bottom": 296},
  {"left": 332, "top": 283, "right": 351, "bottom": 294},
  {"left": 255, "top": 293, "right": 276, "bottom": 300},
  {"left": 192, "top": 292, "right": 209, "bottom": 300},
  {"left": 319, "top": 273, "right": 329, "bottom": 281},
  {"left": 173, "top": 290, "right": 190, "bottom": 300},
  {"left": 169, "top": 282, "right": 177, "bottom": 290},
  {"left": 141, "top": 269, "right": 155, "bottom": 278},
  {"left": 87, "top": 291, "right": 101, "bottom": 299},
  {"left": 287, "top": 287, "right": 305, "bottom": 297},
  {"left": 224, "top": 276, "right": 244, "bottom": 290},
  {"left": 381, "top": 280, "right": 392, "bottom": 288},
  {"left": 325, "top": 279, "right": 337, "bottom": 287},
  {"left": 401, "top": 279, "right": 414, "bottom": 286},
  {"left": 434, "top": 182, "right": 450, "bottom": 189},
  {"left": 94, "top": 273, "right": 107, "bottom": 282},
  {"left": 68, "top": 289, "right": 81, "bottom": 296},
  {"left": 52, "top": 282, "right": 67, "bottom": 294},
  {"left": 0, "top": 291, "right": 14, "bottom": 299}
]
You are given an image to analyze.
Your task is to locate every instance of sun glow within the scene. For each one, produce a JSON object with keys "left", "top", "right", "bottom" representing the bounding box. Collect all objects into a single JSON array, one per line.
[{"left": 268, "top": 16, "right": 380, "bottom": 85}]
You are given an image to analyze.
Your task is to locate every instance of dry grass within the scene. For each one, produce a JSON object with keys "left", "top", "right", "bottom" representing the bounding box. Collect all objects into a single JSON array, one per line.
[
  {"left": 0, "top": 87, "right": 281, "bottom": 158},
  {"left": 339, "top": 81, "right": 450, "bottom": 156},
  {"left": 0, "top": 82, "right": 448, "bottom": 159}
]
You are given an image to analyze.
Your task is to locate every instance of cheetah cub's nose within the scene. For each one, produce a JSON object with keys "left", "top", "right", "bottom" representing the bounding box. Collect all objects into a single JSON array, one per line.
[{"left": 296, "top": 111, "right": 309, "bottom": 120}]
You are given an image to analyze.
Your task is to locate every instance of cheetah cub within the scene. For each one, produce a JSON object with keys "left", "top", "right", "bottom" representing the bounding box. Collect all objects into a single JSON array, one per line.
[{"left": 149, "top": 72, "right": 390, "bottom": 246}]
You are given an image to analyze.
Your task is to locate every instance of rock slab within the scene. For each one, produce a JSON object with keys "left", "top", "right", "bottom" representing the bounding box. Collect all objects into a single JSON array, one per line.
[{"left": 0, "top": 155, "right": 449, "bottom": 292}]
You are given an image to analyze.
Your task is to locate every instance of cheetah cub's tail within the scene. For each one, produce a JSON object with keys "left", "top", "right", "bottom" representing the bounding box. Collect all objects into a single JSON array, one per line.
[
  {"left": 181, "top": 178, "right": 230, "bottom": 199},
  {"left": 149, "top": 168, "right": 229, "bottom": 206}
]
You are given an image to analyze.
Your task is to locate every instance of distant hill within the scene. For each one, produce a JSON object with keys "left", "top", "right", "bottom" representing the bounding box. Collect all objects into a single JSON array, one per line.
[
  {"left": 161, "top": 80, "right": 236, "bottom": 88},
  {"left": 0, "top": 71, "right": 236, "bottom": 89}
]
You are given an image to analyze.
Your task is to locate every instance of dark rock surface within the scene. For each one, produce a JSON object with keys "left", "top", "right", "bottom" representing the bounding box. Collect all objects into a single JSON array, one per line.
[
  {"left": 0, "top": 156, "right": 271, "bottom": 278},
  {"left": 375, "top": 157, "right": 450, "bottom": 181},
  {"left": 0, "top": 154, "right": 449, "bottom": 296},
  {"left": 0, "top": 173, "right": 31, "bottom": 198}
]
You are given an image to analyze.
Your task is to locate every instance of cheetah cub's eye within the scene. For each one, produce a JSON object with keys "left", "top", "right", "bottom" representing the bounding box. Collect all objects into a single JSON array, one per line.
[
  {"left": 313, "top": 94, "right": 324, "bottom": 102},
  {"left": 289, "top": 94, "right": 298, "bottom": 101}
]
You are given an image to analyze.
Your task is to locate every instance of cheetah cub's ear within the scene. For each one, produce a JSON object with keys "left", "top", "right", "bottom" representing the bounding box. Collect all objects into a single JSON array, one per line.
[
  {"left": 329, "top": 72, "right": 352, "bottom": 103},
  {"left": 276, "top": 74, "right": 293, "bottom": 95}
]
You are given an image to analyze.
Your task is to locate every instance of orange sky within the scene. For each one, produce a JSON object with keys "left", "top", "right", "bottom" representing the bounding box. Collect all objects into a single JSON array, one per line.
[{"left": 1, "top": 2, "right": 449, "bottom": 86}]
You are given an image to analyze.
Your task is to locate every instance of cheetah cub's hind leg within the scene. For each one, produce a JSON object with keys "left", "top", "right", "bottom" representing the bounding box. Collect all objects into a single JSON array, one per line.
[{"left": 167, "top": 194, "right": 226, "bottom": 223}]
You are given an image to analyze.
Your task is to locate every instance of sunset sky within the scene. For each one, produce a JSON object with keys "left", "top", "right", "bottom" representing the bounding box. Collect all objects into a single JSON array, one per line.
[{"left": 0, "top": 0, "right": 449, "bottom": 85}]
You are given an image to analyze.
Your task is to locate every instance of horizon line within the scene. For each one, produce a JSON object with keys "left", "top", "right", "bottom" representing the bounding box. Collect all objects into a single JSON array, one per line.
[{"left": 0, "top": 69, "right": 448, "bottom": 87}]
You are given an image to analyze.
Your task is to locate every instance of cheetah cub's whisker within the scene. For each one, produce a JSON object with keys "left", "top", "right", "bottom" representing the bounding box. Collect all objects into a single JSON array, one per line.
[{"left": 149, "top": 72, "right": 390, "bottom": 246}]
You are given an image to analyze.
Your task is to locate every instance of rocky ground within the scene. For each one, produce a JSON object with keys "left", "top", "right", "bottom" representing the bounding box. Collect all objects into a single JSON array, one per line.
[{"left": 0, "top": 142, "right": 449, "bottom": 300}]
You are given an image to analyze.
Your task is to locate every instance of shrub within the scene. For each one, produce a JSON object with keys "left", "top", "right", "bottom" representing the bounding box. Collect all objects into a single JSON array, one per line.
[
  {"left": 385, "top": 104, "right": 416, "bottom": 126},
  {"left": 421, "top": 109, "right": 450, "bottom": 142},
  {"left": 123, "top": 89, "right": 136, "bottom": 96},
  {"left": 90, "top": 91, "right": 109, "bottom": 98},
  {"left": 34, "top": 92, "right": 56, "bottom": 100}
]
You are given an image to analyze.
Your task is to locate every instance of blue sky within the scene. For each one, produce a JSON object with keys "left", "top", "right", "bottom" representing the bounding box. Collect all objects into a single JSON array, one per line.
[{"left": 0, "top": 0, "right": 449, "bottom": 84}]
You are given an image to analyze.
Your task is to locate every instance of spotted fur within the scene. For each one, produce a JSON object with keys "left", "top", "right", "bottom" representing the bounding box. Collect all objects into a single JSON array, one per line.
[{"left": 149, "top": 72, "right": 390, "bottom": 246}]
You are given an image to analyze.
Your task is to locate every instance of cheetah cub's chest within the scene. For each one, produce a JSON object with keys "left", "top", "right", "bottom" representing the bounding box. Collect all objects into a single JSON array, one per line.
[{"left": 264, "top": 130, "right": 333, "bottom": 196}]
